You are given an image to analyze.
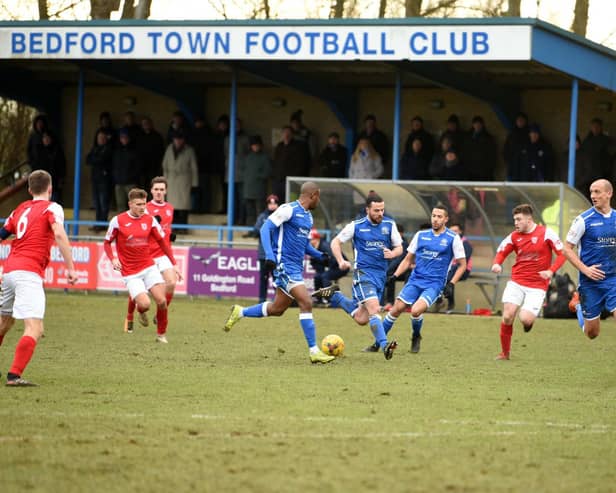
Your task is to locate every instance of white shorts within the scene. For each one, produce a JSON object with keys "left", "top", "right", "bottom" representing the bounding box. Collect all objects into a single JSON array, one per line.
[
  {"left": 154, "top": 255, "right": 173, "bottom": 273},
  {"left": 0, "top": 270, "right": 45, "bottom": 319},
  {"left": 123, "top": 265, "right": 164, "bottom": 300},
  {"left": 502, "top": 280, "right": 546, "bottom": 316}
]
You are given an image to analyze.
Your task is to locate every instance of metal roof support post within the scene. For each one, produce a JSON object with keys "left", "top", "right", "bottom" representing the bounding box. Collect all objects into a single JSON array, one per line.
[
  {"left": 226, "top": 69, "right": 238, "bottom": 243},
  {"left": 72, "top": 68, "right": 85, "bottom": 236},
  {"left": 392, "top": 70, "right": 402, "bottom": 181},
  {"left": 567, "top": 78, "right": 579, "bottom": 188}
]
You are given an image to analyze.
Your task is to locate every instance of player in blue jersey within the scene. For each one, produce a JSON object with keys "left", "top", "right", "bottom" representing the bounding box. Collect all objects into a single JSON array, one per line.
[
  {"left": 564, "top": 179, "right": 616, "bottom": 339},
  {"left": 383, "top": 205, "right": 466, "bottom": 353},
  {"left": 312, "top": 194, "right": 403, "bottom": 359},
  {"left": 223, "top": 182, "right": 335, "bottom": 364}
]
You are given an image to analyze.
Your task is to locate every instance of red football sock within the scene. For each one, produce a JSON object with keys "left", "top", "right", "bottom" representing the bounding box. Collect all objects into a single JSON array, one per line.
[
  {"left": 500, "top": 322, "right": 513, "bottom": 355},
  {"left": 9, "top": 335, "right": 37, "bottom": 377},
  {"left": 165, "top": 292, "right": 173, "bottom": 306},
  {"left": 0, "top": 334, "right": 4, "bottom": 346},
  {"left": 156, "top": 307, "right": 168, "bottom": 335},
  {"left": 127, "top": 297, "right": 136, "bottom": 321}
]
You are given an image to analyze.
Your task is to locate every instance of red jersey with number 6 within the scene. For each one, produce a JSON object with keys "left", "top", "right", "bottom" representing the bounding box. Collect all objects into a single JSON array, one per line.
[
  {"left": 147, "top": 200, "right": 174, "bottom": 259},
  {"left": 2, "top": 199, "right": 64, "bottom": 278},
  {"left": 104, "top": 212, "right": 166, "bottom": 276}
]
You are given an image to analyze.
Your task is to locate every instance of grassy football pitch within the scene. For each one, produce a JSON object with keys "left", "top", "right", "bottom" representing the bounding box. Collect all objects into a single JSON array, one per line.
[{"left": 1, "top": 292, "right": 615, "bottom": 492}]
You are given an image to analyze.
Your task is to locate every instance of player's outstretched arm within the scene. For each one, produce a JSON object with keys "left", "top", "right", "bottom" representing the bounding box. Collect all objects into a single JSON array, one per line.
[
  {"left": 393, "top": 252, "right": 414, "bottom": 278},
  {"left": 563, "top": 241, "right": 605, "bottom": 281},
  {"left": 383, "top": 244, "right": 403, "bottom": 259},
  {"left": 330, "top": 237, "right": 351, "bottom": 271},
  {"left": 51, "top": 222, "right": 78, "bottom": 284},
  {"left": 450, "top": 257, "right": 467, "bottom": 284}
]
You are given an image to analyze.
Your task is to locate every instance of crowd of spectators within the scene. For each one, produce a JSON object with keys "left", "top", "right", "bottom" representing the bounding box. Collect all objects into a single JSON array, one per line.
[{"left": 24, "top": 109, "right": 615, "bottom": 229}]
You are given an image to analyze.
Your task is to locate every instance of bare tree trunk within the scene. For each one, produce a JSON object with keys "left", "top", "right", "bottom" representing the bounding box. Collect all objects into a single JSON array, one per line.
[
  {"left": 571, "top": 0, "right": 589, "bottom": 36},
  {"left": 121, "top": 0, "right": 135, "bottom": 19},
  {"left": 37, "top": 0, "right": 49, "bottom": 20},
  {"left": 331, "top": 0, "right": 345, "bottom": 18},
  {"left": 405, "top": 0, "right": 422, "bottom": 17},
  {"left": 506, "top": 0, "right": 521, "bottom": 16},
  {"left": 90, "top": 0, "right": 121, "bottom": 19},
  {"left": 378, "top": 0, "right": 387, "bottom": 18},
  {"left": 134, "top": 0, "right": 152, "bottom": 19},
  {"left": 263, "top": 0, "right": 271, "bottom": 19}
]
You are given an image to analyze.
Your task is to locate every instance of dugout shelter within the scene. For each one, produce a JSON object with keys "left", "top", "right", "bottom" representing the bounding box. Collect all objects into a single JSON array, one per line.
[{"left": 0, "top": 17, "right": 614, "bottom": 242}]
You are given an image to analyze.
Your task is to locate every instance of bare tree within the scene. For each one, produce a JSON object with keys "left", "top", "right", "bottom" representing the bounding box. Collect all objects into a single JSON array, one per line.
[
  {"left": 378, "top": 0, "right": 387, "bottom": 18},
  {"left": 134, "top": 0, "right": 152, "bottom": 19},
  {"left": 571, "top": 0, "right": 589, "bottom": 37},
  {"left": 330, "top": 0, "right": 345, "bottom": 18},
  {"left": 405, "top": 0, "right": 461, "bottom": 17},
  {"left": 506, "top": 0, "right": 521, "bottom": 16},
  {"left": 37, "top": 0, "right": 49, "bottom": 20},
  {"left": 0, "top": 99, "right": 36, "bottom": 175},
  {"left": 121, "top": 0, "right": 135, "bottom": 19},
  {"left": 405, "top": 0, "right": 422, "bottom": 17},
  {"left": 90, "top": 0, "right": 121, "bottom": 19}
]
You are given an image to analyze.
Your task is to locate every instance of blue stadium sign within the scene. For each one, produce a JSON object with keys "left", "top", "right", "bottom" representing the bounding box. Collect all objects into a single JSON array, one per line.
[{"left": 0, "top": 25, "right": 532, "bottom": 60}]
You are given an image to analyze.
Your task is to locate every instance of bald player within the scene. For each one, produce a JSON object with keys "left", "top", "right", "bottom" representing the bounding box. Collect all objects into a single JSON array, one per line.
[{"left": 564, "top": 179, "right": 616, "bottom": 339}]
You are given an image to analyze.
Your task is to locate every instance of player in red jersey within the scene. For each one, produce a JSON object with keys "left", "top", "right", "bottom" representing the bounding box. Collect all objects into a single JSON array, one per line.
[
  {"left": 0, "top": 170, "right": 78, "bottom": 386},
  {"left": 104, "top": 188, "right": 178, "bottom": 343},
  {"left": 491, "top": 204, "right": 566, "bottom": 360},
  {"left": 124, "top": 177, "right": 181, "bottom": 339}
]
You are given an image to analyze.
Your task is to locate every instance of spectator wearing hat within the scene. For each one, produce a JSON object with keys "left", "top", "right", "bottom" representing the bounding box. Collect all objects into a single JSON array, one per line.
[
  {"left": 112, "top": 127, "right": 142, "bottom": 209},
  {"left": 212, "top": 114, "right": 229, "bottom": 213},
  {"left": 316, "top": 132, "right": 347, "bottom": 177},
  {"left": 440, "top": 114, "right": 464, "bottom": 152},
  {"left": 568, "top": 135, "right": 594, "bottom": 196},
  {"left": 272, "top": 125, "right": 307, "bottom": 200},
  {"left": 429, "top": 144, "right": 463, "bottom": 180},
  {"left": 242, "top": 135, "right": 272, "bottom": 226},
  {"left": 93, "top": 111, "right": 116, "bottom": 148},
  {"left": 166, "top": 110, "right": 193, "bottom": 145},
  {"left": 404, "top": 116, "right": 435, "bottom": 166},
  {"left": 308, "top": 228, "right": 350, "bottom": 303},
  {"left": 399, "top": 137, "right": 430, "bottom": 180},
  {"left": 290, "top": 109, "right": 314, "bottom": 166},
  {"left": 463, "top": 115, "right": 497, "bottom": 180},
  {"left": 86, "top": 129, "right": 113, "bottom": 229},
  {"left": 521, "top": 124, "right": 554, "bottom": 182},
  {"left": 580, "top": 118, "right": 613, "bottom": 181},
  {"left": 162, "top": 130, "right": 198, "bottom": 232},
  {"left": 356, "top": 114, "right": 391, "bottom": 175},
  {"left": 138, "top": 116, "right": 165, "bottom": 189},
  {"left": 250, "top": 195, "right": 280, "bottom": 303},
  {"left": 504, "top": 112, "right": 530, "bottom": 181}
]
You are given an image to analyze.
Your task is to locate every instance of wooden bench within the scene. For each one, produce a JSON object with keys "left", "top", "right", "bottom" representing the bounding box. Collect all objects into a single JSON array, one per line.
[{"left": 472, "top": 274, "right": 510, "bottom": 313}]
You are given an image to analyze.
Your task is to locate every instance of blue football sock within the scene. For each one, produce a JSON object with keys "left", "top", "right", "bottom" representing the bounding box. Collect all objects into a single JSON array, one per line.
[
  {"left": 383, "top": 313, "right": 398, "bottom": 336},
  {"left": 369, "top": 314, "right": 388, "bottom": 349},
  {"left": 411, "top": 315, "right": 424, "bottom": 337},
  {"left": 575, "top": 304, "right": 584, "bottom": 331},
  {"left": 329, "top": 292, "right": 356, "bottom": 315},
  {"left": 299, "top": 312, "right": 317, "bottom": 348},
  {"left": 242, "top": 302, "right": 269, "bottom": 318}
]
